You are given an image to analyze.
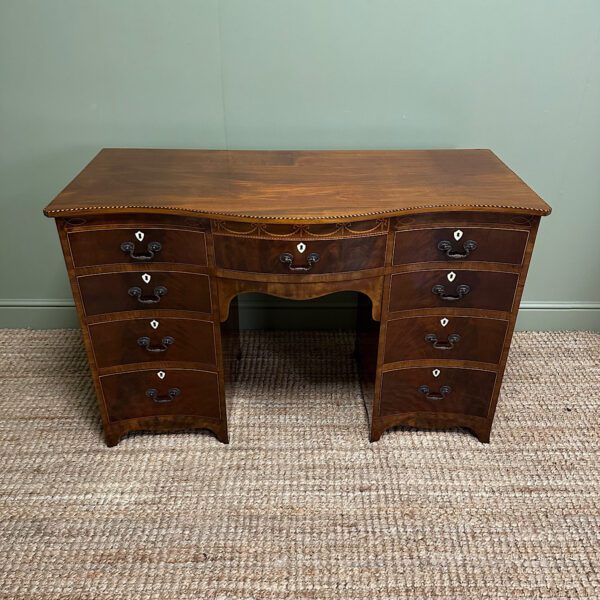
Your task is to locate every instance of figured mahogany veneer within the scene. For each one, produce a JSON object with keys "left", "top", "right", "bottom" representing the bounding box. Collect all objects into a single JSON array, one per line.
[
  {"left": 68, "top": 227, "right": 207, "bottom": 267},
  {"left": 389, "top": 270, "right": 519, "bottom": 313},
  {"left": 89, "top": 317, "right": 216, "bottom": 369},
  {"left": 392, "top": 227, "right": 529, "bottom": 266},
  {"left": 214, "top": 234, "right": 386, "bottom": 275},
  {"left": 380, "top": 367, "right": 497, "bottom": 418},
  {"left": 78, "top": 271, "right": 212, "bottom": 316},
  {"left": 44, "top": 149, "right": 550, "bottom": 446},
  {"left": 100, "top": 368, "right": 221, "bottom": 422},
  {"left": 384, "top": 315, "right": 508, "bottom": 364}
]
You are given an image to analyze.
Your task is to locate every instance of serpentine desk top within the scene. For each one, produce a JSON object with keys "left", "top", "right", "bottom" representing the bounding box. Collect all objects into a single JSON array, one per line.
[{"left": 44, "top": 149, "right": 551, "bottom": 221}]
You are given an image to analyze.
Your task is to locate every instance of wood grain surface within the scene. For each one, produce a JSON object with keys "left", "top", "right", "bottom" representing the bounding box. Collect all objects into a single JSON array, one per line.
[{"left": 44, "top": 149, "right": 551, "bottom": 221}]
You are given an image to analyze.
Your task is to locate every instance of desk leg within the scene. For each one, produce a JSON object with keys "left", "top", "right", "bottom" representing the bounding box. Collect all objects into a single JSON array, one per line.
[{"left": 355, "top": 292, "right": 380, "bottom": 435}]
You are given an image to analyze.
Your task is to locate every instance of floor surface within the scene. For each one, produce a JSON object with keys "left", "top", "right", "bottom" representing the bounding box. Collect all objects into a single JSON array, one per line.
[{"left": 0, "top": 330, "right": 598, "bottom": 599}]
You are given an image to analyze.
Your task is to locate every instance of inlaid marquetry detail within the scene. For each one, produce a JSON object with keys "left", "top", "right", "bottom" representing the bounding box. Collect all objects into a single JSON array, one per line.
[{"left": 212, "top": 219, "right": 388, "bottom": 239}]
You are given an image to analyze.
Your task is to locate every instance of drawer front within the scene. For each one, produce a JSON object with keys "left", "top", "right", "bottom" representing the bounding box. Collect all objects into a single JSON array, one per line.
[
  {"left": 100, "top": 368, "right": 220, "bottom": 422},
  {"left": 389, "top": 269, "right": 518, "bottom": 313},
  {"left": 78, "top": 271, "right": 212, "bottom": 316},
  {"left": 380, "top": 367, "right": 497, "bottom": 418},
  {"left": 89, "top": 317, "right": 216, "bottom": 369},
  {"left": 213, "top": 235, "right": 386, "bottom": 275},
  {"left": 393, "top": 227, "right": 528, "bottom": 266},
  {"left": 384, "top": 315, "right": 508, "bottom": 364},
  {"left": 69, "top": 228, "right": 207, "bottom": 267}
]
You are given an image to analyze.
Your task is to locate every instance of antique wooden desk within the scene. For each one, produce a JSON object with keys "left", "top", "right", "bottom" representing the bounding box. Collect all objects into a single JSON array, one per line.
[{"left": 44, "top": 149, "right": 551, "bottom": 446}]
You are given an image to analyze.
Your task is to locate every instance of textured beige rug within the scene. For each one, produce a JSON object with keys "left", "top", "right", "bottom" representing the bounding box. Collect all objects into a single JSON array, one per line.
[{"left": 0, "top": 330, "right": 598, "bottom": 599}]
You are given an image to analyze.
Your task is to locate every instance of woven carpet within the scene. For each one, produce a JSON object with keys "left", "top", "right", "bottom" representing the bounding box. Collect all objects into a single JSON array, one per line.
[{"left": 0, "top": 330, "right": 598, "bottom": 599}]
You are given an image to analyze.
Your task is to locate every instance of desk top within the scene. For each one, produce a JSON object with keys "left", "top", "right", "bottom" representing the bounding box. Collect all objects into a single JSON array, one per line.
[{"left": 44, "top": 149, "right": 551, "bottom": 222}]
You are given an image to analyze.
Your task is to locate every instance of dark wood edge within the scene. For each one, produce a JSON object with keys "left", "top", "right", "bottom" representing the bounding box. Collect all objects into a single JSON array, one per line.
[
  {"left": 86, "top": 309, "right": 214, "bottom": 325},
  {"left": 364, "top": 231, "right": 397, "bottom": 432},
  {"left": 74, "top": 264, "right": 211, "bottom": 277},
  {"left": 213, "top": 267, "right": 386, "bottom": 283},
  {"left": 97, "top": 360, "right": 219, "bottom": 377},
  {"left": 386, "top": 307, "right": 512, "bottom": 320},
  {"left": 386, "top": 312, "right": 510, "bottom": 325},
  {"left": 387, "top": 262, "right": 522, "bottom": 274},
  {"left": 206, "top": 226, "right": 231, "bottom": 443},
  {"left": 380, "top": 360, "right": 499, "bottom": 372}
]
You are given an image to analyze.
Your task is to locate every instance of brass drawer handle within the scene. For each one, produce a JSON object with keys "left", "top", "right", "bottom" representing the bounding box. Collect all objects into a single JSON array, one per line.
[
  {"left": 137, "top": 335, "right": 175, "bottom": 353},
  {"left": 418, "top": 384, "right": 452, "bottom": 401},
  {"left": 120, "top": 240, "right": 162, "bottom": 261},
  {"left": 145, "top": 387, "right": 181, "bottom": 403},
  {"left": 437, "top": 239, "right": 477, "bottom": 259},
  {"left": 128, "top": 285, "right": 168, "bottom": 304},
  {"left": 432, "top": 284, "right": 470, "bottom": 301},
  {"left": 425, "top": 333, "right": 461, "bottom": 350},
  {"left": 279, "top": 252, "right": 320, "bottom": 272}
]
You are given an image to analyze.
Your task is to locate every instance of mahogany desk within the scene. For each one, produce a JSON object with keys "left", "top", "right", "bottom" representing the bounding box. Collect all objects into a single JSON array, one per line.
[{"left": 44, "top": 149, "right": 551, "bottom": 446}]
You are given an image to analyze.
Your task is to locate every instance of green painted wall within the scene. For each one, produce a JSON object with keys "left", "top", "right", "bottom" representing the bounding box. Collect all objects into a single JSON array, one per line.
[{"left": 1, "top": 0, "right": 598, "bottom": 330}]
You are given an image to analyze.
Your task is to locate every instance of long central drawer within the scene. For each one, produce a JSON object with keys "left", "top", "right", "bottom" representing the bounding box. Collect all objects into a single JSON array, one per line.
[{"left": 213, "top": 235, "right": 386, "bottom": 275}]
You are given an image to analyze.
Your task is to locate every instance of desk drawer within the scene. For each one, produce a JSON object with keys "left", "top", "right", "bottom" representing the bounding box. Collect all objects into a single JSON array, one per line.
[
  {"left": 389, "top": 269, "right": 518, "bottom": 313},
  {"left": 393, "top": 227, "right": 528, "bottom": 266},
  {"left": 78, "top": 271, "right": 212, "bottom": 316},
  {"left": 68, "top": 227, "right": 207, "bottom": 267},
  {"left": 380, "top": 367, "right": 497, "bottom": 418},
  {"left": 100, "top": 368, "right": 220, "bottom": 422},
  {"left": 214, "top": 235, "right": 386, "bottom": 275},
  {"left": 384, "top": 315, "right": 508, "bottom": 364},
  {"left": 89, "top": 317, "right": 216, "bottom": 369}
]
